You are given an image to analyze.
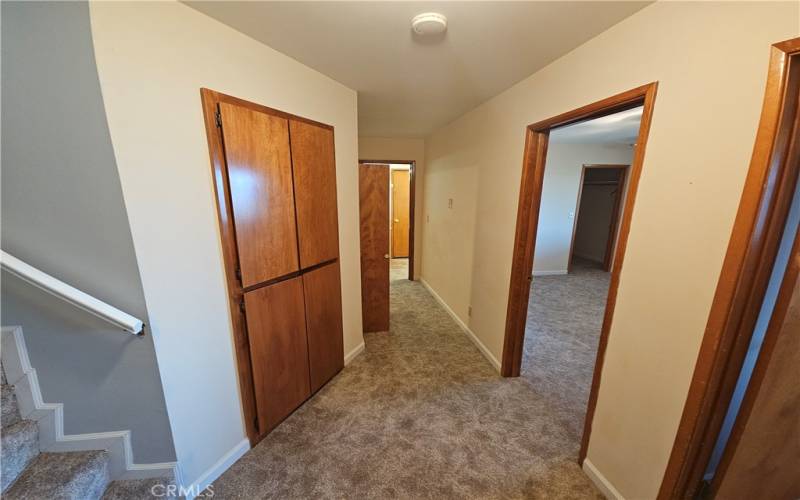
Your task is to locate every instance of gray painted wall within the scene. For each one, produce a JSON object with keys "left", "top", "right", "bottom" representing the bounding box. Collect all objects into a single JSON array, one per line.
[{"left": 1, "top": 1, "right": 175, "bottom": 463}]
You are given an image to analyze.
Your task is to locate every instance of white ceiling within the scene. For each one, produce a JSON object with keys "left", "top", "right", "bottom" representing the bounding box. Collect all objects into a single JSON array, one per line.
[
  {"left": 186, "top": 2, "right": 650, "bottom": 138},
  {"left": 550, "top": 106, "right": 642, "bottom": 144}
]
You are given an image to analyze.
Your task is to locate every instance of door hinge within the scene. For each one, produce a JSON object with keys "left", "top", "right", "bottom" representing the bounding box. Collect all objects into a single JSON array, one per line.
[
  {"left": 253, "top": 415, "right": 259, "bottom": 433},
  {"left": 235, "top": 267, "right": 242, "bottom": 282},
  {"left": 239, "top": 300, "right": 246, "bottom": 314},
  {"left": 215, "top": 110, "right": 222, "bottom": 128}
]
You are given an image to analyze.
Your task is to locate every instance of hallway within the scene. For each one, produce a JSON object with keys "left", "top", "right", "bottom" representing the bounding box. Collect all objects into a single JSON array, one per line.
[{"left": 208, "top": 279, "right": 601, "bottom": 498}]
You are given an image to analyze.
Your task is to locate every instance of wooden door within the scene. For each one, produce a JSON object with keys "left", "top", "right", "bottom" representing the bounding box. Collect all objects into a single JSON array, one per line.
[
  {"left": 243, "top": 277, "right": 311, "bottom": 433},
  {"left": 289, "top": 120, "right": 339, "bottom": 269},
  {"left": 303, "top": 261, "right": 344, "bottom": 393},
  {"left": 391, "top": 169, "right": 410, "bottom": 258},
  {"left": 359, "top": 164, "right": 390, "bottom": 332},
  {"left": 219, "top": 102, "right": 299, "bottom": 287},
  {"left": 713, "top": 228, "right": 800, "bottom": 499}
]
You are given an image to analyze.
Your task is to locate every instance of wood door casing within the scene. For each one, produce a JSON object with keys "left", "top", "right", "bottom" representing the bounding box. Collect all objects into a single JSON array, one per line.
[
  {"left": 391, "top": 169, "right": 410, "bottom": 258},
  {"left": 290, "top": 119, "right": 340, "bottom": 269},
  {"left": 219, "top": 102, "right": 299, "bottom": 287},
  {"left": 243, "top": 277, "right": 311, "bottom": 434},
  {"left": 359, "top": 164, "right": 390, "bottom": 332},
  {"left": 303, "top": 261, "right": 345, "bottom": 393},
  {"left": 714, "top": 228, "right": 800, "bottom": 499}
]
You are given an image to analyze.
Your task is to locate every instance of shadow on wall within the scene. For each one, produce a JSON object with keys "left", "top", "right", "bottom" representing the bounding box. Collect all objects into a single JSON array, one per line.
[{"left": 0, "top": 1, "right": 175, "bottom": 463}]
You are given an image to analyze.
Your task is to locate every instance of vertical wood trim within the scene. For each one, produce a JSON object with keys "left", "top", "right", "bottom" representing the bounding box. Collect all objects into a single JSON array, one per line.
[
  {"left": 579, "top": 83, "right": 657, "bottom": 463},
  {"left": 604, "top": 167, "right": 628, "bottom": 272},
  {"left": 501, "top": 129, "right": 549, "bottom": 377},
  {"left": 200, "top": 88, "right": 259, "bottom": 444},
  {"left": 567, "top": 167, "right": 588, "bottom": 274},
  {"left": 658, "top": 37, "right": 800, "bottom": 499},
  {"left": 409, "top": 161, "right": 417, "bottom": 280}
]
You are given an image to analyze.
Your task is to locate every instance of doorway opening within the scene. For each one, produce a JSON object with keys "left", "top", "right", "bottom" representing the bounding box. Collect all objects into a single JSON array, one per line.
[
  {"left": 568, "top": 165, "right": 628, "bottom": 273},
  {"left": 390, "top": 164, "right": 412, "bottom": 282},
  {"left": 501, "top": 83, "right": 658, "bottom": 465},
  {"left": 358, "top": 159, "right": 416, "bottom": 333}
]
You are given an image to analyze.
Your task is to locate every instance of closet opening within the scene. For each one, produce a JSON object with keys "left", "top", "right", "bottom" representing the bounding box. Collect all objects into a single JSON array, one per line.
[
  {"left": 568, "top": 164, "right": 628, "bottom": 273},
  {"left": 358, "top": 159, "right": 416, "bottom": 333}
]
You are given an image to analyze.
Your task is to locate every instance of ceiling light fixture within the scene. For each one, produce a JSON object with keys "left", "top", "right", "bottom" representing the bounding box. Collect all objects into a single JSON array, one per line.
[{"left": 411, "top": 12, "right": 447, "bottom": 36}]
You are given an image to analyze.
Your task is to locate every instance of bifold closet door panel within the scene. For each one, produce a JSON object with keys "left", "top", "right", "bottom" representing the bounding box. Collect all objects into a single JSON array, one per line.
[
  {"left": 219, "top": 102, "right": 299, "bottom": 287},
  {"left": 244, "top": 277, "right": 311, "bottom": 433},
  {"left": 302, "top": 261, "right": 344, "bottom": 393},
  {"left": 289, "top": 119, "right": 340, "bottom": 268}
]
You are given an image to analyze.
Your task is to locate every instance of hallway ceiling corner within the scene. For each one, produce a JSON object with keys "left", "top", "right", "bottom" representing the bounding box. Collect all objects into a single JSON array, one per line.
[{"left": 184, "top": 1, "right": 651, "bottom": 137}]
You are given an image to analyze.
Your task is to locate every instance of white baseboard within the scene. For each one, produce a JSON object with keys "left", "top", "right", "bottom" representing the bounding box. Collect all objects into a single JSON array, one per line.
[
  {"left": 532, "top": 270, "right": 568, "bottom": 276},
  {"left": 419, "top": 279, "right": 501, "bottom": 372},
  {"left": 344, "top": 341, "right": 365, "bottom": 366},
  {"left": 573, "top": 252, "right": 604, "bottom": 264},
  {"left": 177, "top": 438, "right": 250, "bottom": 500},
  {"left": 0, "top": 326, "right": 177, "bottom": 481},
  {"left": 582, "top": 458, "right": 625, "bottom": 500}
]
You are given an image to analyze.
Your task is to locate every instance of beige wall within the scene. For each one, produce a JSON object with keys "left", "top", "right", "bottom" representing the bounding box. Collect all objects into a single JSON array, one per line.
[
  {"left": 535, "top": 142, "right": 633, "bottom": 274},
  {"left": 359, "top": 137, "right": 425, "bottom": 279},
  {"left": 90, "top": 1, "right": 362, "bottom": 489},
  {"left": 420, "top": 2, "right": 798, "bottom": 498}
]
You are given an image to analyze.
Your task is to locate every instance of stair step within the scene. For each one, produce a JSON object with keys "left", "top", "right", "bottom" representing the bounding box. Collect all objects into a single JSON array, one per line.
[
  {"left": 2, "top": 383, "right": 22, "bottom": 429},
  {"left": 103, "top": 477, "right": 180, "bottom": 499},
  {"left": 1, "top": 419, "right": 39, "bottom": 492},
  {"left": 5, "top": 450, "right": 110, "bottom": 500}
]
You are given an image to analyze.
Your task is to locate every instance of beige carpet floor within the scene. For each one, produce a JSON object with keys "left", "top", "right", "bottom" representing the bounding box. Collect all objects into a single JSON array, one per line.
[
  {"left": 390, "top": 258, "right": 409, "bottom": 281},
  {"left": 205, "top": 266, "right": 604, "bottom": 499},
  {"left": 522, "top": 258, "right": 612, "bottom": 447}
]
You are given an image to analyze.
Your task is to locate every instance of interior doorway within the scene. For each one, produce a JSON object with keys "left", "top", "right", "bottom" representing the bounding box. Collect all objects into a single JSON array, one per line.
[
  {"left": 501, "top": 83, "right": 658, "bottom": 466},
  {"left": 390, "top": 165, "right": 412, "bottom": 281},
  {"left": 358, "top": 159, "right": 416, "bottom": 333}
]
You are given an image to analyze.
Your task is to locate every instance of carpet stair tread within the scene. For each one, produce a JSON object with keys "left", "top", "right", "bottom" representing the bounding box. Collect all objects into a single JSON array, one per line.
[{"left": 4, "top": 450, "right": 110, "bottom": 500}]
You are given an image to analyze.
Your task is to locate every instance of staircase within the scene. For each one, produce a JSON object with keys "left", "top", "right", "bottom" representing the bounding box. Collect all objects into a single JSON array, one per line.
[
  {"left": 1, "top": 364, "right": 173, "bottom": 499},
  {"left": 1, "top": 364, "right": 111, "bottom": 498}
]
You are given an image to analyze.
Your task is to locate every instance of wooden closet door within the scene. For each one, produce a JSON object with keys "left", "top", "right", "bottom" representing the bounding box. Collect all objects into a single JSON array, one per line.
[
  {"left": 359, "top": 164, "right": 390, "bottom": 332},
  {"left": 302, "top": 261, "right": 344, "bottom": 393},
  {"left": 219, "top": 102, "right": 299, "bottom": 287},
  {"left": 391, "top": 169, "right": 410, "bottom": 258},
  {"left": 244, "top": 277, "right": 311, "bottom": 433},
  {"left": 289, "top": 119, "right": 339, "bottom": 269}
]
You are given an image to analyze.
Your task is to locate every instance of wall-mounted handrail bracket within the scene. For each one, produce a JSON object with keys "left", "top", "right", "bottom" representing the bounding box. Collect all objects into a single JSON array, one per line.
[{"left": 0, "top": 250, "right": 144, "bottom": 335}]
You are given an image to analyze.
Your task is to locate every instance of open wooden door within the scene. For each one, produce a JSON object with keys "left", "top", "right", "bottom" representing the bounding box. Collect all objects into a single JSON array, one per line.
[
  {"left": 712, "top": 222, "right": 800, "bottom": 499},
  {"left": 391, "top": 169, "right": 410, "bottom": 258},
  {"left": 359, "top": 163, "right": 390, "bottom": 332}
]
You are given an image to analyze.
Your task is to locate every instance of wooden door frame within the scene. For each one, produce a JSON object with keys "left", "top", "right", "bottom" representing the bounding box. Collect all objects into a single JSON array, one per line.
[
  {"left": 567, "top": 164, "right": 629, "bottom": 273},
  {"left": 499, "top": 83, "right": 659, "bottom": 468},
  {"left": 658, "top": 37, "right": 800, "bottom": 500},
  {"left": 712, "top": 225, "right": 799, "bottom": 497},
  {"left": 200, "top": 88, "right": 335, "bottom": 446},
  {"left": 358, "top": 159, "right": 416, "bottom": 280}
]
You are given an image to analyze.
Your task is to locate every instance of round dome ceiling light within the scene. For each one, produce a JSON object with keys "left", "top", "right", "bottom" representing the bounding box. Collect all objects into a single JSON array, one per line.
[{"left": 411, "top": 12, "right": 447, "bottom": 36}]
